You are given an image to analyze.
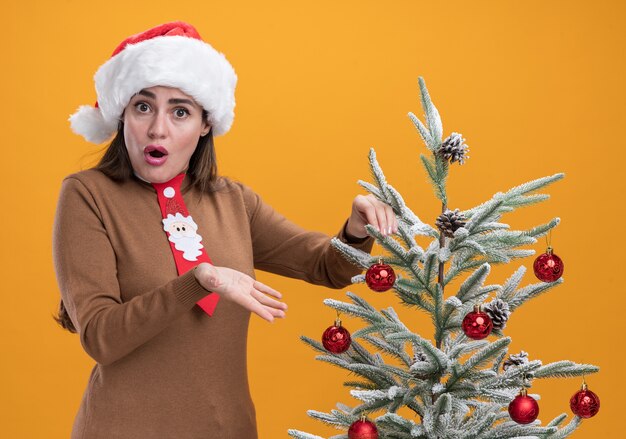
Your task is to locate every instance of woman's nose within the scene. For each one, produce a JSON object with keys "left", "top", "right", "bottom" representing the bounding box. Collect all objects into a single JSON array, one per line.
[{"left": 148, "top": 112, "right": 168, "bottom": 139}]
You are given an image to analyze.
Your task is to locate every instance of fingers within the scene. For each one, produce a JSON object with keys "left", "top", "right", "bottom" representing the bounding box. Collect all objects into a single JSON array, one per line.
[
  {"left": 349, "top": 194, "right": 396, "bottom": 238},
  {"left": 363, "top": 195, "right": 395, "bottom": 237},
  {"left": 229, "top": 292, "right": 272, "bottom": 322},
  {"left": 374, "top": 200, "right": 389, "bottom": 236},
  {"left": 251, "top": 289, "right": 288, "bottom": 311},
  {"left": 247, "top": 296, "right": 285, "bottom": 322},
  {"left": 205, "top": 265, "right": 287, "bottom": 323},
  {"left": 238, "top": 285, "right": 287, "bottom": 323},
  {"left": 386, "top": 203, "right": 398, "bottom": 234},
  {"left": 250, "top": 301, "right": 276, "bottom": 323},
  {"left": 265, "top": 306, "right": 287, "bottom": 319},
  {"left": 251, "top": 282, "right": 287, "bottom": 318},
  {"left": 253, "top": 280, "right": 282, "bottom": 299},
  {"left": 359, "top": 197, "right": 384, "bottom": 236}
]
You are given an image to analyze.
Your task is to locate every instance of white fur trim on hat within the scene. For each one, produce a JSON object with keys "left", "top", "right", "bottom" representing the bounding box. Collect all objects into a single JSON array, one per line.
[{"left": 69, "top": 35, "right": 237, "bottom": 144}]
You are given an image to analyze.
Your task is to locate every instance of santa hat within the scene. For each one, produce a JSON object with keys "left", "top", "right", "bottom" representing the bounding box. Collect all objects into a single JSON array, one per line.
[{"left": 69, "top": 22, "right": 237, "bottom": 144}]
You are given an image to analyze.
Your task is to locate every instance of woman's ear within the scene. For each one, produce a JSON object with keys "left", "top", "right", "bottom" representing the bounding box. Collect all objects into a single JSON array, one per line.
[{"left": 200, "top": 121, "right": 211, "bottom": 137}]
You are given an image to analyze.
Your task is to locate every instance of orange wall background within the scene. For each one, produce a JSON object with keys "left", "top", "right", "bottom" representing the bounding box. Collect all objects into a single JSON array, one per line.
[{"left": 3, "top": 1, "right": 624, "bottom": 437}]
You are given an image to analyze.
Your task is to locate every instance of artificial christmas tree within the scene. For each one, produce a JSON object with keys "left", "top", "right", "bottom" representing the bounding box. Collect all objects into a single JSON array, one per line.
[{"left": 288, "top": 78, "right": 599, "bottom": 439}]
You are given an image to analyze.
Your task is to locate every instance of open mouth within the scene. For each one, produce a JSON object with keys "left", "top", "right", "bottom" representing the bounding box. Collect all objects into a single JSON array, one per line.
[
  {"left": 145, "top": 145, "right": 169, "bottom": 156},
  {"left": 144, "top": 145, "right": 169, "bottom": 165}
]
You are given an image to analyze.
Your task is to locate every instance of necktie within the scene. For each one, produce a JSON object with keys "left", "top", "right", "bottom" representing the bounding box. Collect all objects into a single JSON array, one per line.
[{"left": 152, "top": 173, "right": 219, "bottom": 315}]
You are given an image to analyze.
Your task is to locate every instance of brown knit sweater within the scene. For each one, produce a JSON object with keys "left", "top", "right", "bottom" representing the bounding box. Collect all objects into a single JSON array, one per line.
[{"left": 53, "top": 169, "right": 374, "bottom": 439}]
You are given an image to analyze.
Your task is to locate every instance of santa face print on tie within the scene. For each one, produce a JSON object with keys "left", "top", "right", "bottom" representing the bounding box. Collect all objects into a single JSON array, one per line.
[{"left": 162, "top": 212, "right": 204, "bottom": 261}]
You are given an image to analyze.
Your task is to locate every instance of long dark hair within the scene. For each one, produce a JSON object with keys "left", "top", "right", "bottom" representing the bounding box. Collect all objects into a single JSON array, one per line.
[{"left": 54, "top": 114, "right": 221, "bottom": 333}]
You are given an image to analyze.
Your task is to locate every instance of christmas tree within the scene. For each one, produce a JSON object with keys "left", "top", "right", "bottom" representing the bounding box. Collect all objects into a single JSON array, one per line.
[{"left": 288, "top": 78, "right": 600, "bottom": 439}]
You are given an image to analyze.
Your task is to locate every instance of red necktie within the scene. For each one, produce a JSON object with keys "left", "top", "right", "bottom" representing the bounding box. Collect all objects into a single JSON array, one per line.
[{"left": 152, "top": 173, "right": 219, "bottom": 315}]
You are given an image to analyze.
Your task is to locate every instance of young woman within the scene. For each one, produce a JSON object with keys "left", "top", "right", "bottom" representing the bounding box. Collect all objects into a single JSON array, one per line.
[{"left": 53, "top": 21, "right": 397, "bottom": 438}]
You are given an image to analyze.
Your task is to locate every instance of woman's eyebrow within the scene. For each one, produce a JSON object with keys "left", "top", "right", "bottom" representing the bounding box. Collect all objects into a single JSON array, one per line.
[
  {"left": 136, "top": 90, "right": 195, "bottom": 106},
  {"left": 168, "top": 98, "right": 195, "bottom": 106},
  {"left": 138, "top": 89, "right": 156, "bottom": 99}
]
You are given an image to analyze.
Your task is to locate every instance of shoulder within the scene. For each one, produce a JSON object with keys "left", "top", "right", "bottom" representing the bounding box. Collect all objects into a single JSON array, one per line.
[
  {"left": 62, "top": 168, "right": 151, "bottom": 197},
  {"left": 59, "top": 169, "right": 110, "bottom": 198},
  {"left": 211, "top": 176, "right": 252, "bottom": 194},
  {"left": 55, "top": 170, "right": 113, "bottom": 221},
  {"left": 63, "top": 168, "right": 116, "bottom": 187},
  {"left": 58, "top": 169, "right": 151, "bottom": 216},
  {"left": 209, "top": 176, "right": 264, "bottom": 220},
  {"left": 62, "top": 169, "right": 119, "bottom": 192}
]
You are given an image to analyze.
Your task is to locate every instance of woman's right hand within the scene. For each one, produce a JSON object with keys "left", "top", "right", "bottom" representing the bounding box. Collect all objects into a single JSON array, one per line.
[{"left": 193, "top": 263, "right": 287, "bottom": 322}]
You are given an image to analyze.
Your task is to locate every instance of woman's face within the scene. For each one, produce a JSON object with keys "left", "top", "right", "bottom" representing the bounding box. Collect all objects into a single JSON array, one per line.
[{"left": 123, "top": 86, "right": 210, "bottom": 183}]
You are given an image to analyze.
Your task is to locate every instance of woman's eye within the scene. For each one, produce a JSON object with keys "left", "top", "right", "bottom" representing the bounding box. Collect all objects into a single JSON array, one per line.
[
  {"left": 135, "top": 103, "right": 150, "bottom": 113},
  {"left": 174, "top": 108, "right": 190, "bottom": 118}
]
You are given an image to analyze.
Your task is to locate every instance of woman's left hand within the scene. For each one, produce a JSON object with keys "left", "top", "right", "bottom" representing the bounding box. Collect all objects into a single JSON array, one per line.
[
  {"left": 194, "top": 263, "right": 287, "bottom": 322},
  {"left": 345, "top": 194, "right": 398, "bottom": 239}
]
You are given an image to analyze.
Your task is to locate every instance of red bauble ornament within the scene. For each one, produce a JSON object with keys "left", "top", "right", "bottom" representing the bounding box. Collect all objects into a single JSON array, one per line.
[
  {"left": 570, "top": 383, "right": 600, "bottom": 418},
  {"left": 348, "top": 418, "right": 378, "bottom": 439},
  {"left": 461, "top": 305, "right": 493, "bottom": 340},
  {"left": 533, "top": 247, "right": 564, "bottom": 282},
  {"left": 508, "top": 389, "right": 539, "bottom": 424},
  {"left": 365, "top": 262, "right": 396, "bottom": 292},
  {"left": 322, "top": 319, "right": 352, "bottom": 354}
]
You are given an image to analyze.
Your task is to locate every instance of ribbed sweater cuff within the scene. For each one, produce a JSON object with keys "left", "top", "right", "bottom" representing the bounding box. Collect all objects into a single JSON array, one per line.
[
  {"left": 172, "top": 269, "right": 212, "bottom": 307},
  {"left": 338, "top": 219, "right": 375, "bottom": 251}
]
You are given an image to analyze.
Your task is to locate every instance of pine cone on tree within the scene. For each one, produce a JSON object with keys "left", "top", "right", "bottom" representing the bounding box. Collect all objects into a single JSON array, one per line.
[
  {"left": 413, "top": 350, "right": 427, "bottom": 363},
  {"left": 435, "top": 208, "right": 467, "bottom": 238},
  {"left": 503, "top": 351, "right": 529, "bottom": 371},
  {"left": 483, "top": 298, "right": 511, "bottom": 330},
  {"left": 438, "top": 132, "right": 469, "bottom": 165},
  {"left": 411, "top": 350, "right": 429, "bottom": 380}
]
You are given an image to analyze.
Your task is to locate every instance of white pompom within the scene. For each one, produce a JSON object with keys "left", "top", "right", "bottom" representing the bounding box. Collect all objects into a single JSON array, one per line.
[{"left": 68, "top": 105, "right": 118, "bottom": 144}]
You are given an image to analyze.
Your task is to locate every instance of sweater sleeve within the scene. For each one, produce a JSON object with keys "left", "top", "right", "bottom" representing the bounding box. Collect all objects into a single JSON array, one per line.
[
  {"left": 241, "top": 184, "right": 375, "bottom": 288},
  {"left": 52, "top": 177, "right": 211, "bottom": 366}
]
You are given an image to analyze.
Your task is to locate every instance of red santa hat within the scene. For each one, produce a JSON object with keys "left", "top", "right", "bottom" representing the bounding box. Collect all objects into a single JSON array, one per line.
[{"left": 69, "top": 21, "right": 237, "bottom": 144}]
